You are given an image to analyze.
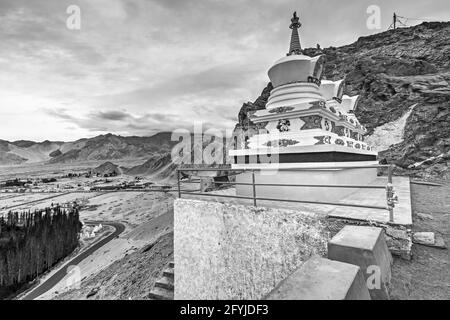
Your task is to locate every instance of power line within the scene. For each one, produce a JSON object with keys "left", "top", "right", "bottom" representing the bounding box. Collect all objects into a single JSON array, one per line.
[{"left": 396, "top": 15, "right": 434, "bottom": 21}]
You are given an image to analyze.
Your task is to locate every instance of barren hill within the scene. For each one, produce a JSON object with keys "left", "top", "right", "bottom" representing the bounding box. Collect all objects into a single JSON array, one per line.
[{"left": 92, "top": 162, "right": 121, "bottom": 176}]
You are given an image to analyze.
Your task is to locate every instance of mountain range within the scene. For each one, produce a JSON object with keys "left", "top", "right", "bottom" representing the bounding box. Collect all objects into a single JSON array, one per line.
[{"left": 0, "top": 132, "right": 177, "bottom": 166}]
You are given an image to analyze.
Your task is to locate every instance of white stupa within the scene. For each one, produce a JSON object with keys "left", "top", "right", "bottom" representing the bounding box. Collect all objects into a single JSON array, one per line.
[{"left": 229, "top": 12, "right": 378, "bottom": 203}]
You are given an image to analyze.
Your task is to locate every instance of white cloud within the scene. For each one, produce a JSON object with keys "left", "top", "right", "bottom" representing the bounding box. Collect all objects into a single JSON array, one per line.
[{"left": 0, "top": 0, "right": 448, "bottom": 141}]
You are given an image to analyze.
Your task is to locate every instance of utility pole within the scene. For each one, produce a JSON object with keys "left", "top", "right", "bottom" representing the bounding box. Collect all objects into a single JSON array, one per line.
[{"left": 388, "top": 12, "right": 398, "bottom": 30}]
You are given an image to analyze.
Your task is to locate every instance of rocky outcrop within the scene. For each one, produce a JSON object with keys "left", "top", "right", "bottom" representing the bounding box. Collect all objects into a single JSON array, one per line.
[
  {"left": 233, "top": 22, "right": 450, "bottom": 179},
  {"left": 49, "top": 149, "right": 63, "bottom": 158},
  {"left": 231, "top": 83, "right": 273, "bottom": 150}
]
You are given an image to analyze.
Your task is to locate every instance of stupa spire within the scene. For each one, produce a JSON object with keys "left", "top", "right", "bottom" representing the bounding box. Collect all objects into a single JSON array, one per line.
[{"left": 288, "top": 11, "right": 302, "bottom": 55}]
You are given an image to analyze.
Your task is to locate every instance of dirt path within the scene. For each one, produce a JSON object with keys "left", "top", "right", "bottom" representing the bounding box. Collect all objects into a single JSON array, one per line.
[{"left": 390, "top": 182, "right": 450, "bottom": 300}]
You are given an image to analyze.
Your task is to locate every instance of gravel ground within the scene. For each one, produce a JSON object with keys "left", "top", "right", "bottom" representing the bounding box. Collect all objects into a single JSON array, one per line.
[{"left": 390, "top": 181, "right": 450, "bottom": 300}]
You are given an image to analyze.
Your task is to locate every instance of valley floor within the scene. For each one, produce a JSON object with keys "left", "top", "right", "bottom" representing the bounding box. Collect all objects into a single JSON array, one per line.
[
  {"left": 0, "top": 188, "right": 175, "bottom": 300},
  {"left": 3, "top": 171, "right": 447, "bottom": 300}
]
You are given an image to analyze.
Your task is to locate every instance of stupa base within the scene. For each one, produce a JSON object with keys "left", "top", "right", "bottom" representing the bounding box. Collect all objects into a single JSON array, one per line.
[{"left": 233, "top": 160, "right": 379, "bottom": 203}]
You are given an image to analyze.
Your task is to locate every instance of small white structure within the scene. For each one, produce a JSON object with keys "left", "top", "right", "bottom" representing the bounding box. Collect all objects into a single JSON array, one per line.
[
  {"left": 80, "top": 224, "right": 102, "bottom": 239},
  {"left": 93, "top": 224, "right": 102, "bottom": 233}
]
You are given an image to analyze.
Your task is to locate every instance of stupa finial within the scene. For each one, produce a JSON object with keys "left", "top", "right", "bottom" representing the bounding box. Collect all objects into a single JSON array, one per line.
[{"left": 288, "top": 11, "right": 302, "bottom": 56}]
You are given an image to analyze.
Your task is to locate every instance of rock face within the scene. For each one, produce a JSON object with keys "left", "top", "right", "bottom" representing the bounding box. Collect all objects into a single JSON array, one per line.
[{"left": 233, "top": 22, "right": 450, "bottom": 179}]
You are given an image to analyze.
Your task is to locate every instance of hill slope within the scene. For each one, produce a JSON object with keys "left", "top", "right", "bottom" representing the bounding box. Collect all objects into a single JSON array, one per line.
[
  {"left": 55, "top": 232, "right": 173, "bottom": 300},
  {"left": 234, "top": 22, "right": 450, "bottom": 179}
]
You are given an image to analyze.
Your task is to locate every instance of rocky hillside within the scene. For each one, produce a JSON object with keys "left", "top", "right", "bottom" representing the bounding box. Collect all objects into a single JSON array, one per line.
[
  {"left": 234, "top": 22, "right": 450, "bottom": 180},
  {"left": 55, "top": 232, "right": 173, "bottom": 300}
]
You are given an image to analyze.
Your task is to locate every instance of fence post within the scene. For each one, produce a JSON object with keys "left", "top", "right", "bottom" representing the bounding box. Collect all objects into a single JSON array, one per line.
[
  {"left": 386, "top": 165, "right": 394, "bottom": 222},
  {"left": 251, "top": 170, "right": 257, "bottom": 207},
  {"left": 177, "top": 169, "right": 181, "bottom": 199}
]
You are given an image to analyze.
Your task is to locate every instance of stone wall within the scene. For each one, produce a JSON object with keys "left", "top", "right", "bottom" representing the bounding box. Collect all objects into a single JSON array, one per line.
[{"left": 174, "top": 198, "right": 330, "bottom": 299}]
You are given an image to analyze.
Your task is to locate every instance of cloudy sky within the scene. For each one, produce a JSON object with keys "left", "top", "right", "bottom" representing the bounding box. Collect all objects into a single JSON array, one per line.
[{"left": 0, "top": 0, "right": 449, "bottom": 141}]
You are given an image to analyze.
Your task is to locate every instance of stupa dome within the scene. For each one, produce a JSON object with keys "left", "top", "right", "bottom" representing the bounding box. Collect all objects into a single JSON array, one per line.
[
  {"left": 268, "top": 54, "right": 324, "bottom": 88},
  {"left": 265, "top": 12, "right": 325, "bottom": 110}
]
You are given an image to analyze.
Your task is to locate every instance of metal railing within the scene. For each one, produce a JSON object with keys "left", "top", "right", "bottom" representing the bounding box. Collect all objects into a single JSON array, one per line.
[{"left": 177, "top": 164, "right": 398, "bottom": 223}]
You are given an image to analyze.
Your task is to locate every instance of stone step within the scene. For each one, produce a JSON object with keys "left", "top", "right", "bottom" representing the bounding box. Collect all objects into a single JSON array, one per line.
[
  {"left": 148, "top": 286, "right": 174, "bottom": 300},
  {"left": 266, "top": 256, "right": 371, "bottom": 300},
  {"left": 327, "top": 225, "right": 392, "bottom": 300},
  {"left": 155, "top": 276, "right": 174, "bottom": 291},
  {"left": 163, "top": 267, "right": 174, "bottom": 279}
]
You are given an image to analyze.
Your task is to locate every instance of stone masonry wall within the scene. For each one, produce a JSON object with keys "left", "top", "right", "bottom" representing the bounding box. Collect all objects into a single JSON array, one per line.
[{"left": 174, "top": 198, "right": 330, "bottom": 299}]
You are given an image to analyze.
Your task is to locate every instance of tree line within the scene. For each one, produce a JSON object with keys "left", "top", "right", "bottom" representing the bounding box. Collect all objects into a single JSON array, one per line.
[{"left": 0, "top": 206, "right": 82, "bottom": 296}]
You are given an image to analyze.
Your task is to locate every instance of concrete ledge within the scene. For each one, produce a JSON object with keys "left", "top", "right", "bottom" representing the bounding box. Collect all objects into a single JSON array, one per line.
[
  {"left": 328, "top": 176, "right": 412, "bottom": 226},
  {"left": 327, "top": 226, "right": 392, "bottom": 299},
  {"left": 266, "top": 256, "right": 371, "bottom": 300},
  {"left": 174, "top": 198, "right": 330, "bottom": 299}
]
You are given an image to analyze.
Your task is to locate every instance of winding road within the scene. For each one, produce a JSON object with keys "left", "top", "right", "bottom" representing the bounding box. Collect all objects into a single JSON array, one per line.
[{"left": 21, "top": 221, "right": 125, "bottom": 300}]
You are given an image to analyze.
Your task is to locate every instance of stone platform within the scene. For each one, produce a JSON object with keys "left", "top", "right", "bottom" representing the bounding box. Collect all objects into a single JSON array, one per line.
[
  {"left": 189, "top": 175, "right": 412, "bottom": 227},
  {"left": 266, "top": 256, "right": 371, "bottom": 300},
  {"left": 328, "top": 176, "right": 412, "bottom": 226},
  {"left": 235, "top": 165, "right": 378, "bottom": 203}
]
